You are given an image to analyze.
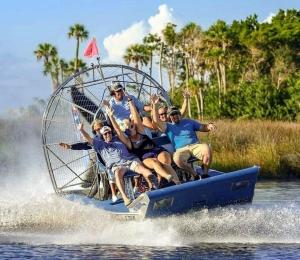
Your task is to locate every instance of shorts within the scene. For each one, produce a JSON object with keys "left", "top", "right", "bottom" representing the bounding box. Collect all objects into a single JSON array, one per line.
[
  {"left": 107, "top": 158, "right": 141, "bottom": 183},
  {"left": 173, "top": 143, "right": 210, "bottom": 163},
  {"left": 141, "top": 147, "right": 167, "bottom": 160}
]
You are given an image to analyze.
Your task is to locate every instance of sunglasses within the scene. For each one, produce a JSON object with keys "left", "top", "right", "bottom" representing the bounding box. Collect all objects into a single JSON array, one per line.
[
  {"left": 159, "top": 112, "right": 167, "bottom": 116},
  {"left": 103, "top": 131, "right": 112, "bottom": 136}
]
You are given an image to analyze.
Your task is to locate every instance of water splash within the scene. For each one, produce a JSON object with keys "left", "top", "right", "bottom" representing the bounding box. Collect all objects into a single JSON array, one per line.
[{"left": 0, "top": 192, "right": 299, "bottom": 245}]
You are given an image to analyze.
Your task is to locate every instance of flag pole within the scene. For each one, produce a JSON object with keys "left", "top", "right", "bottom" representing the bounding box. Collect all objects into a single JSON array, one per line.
[
  {"left": 96, "top": 56, "right": 109, "bottom": 89},
  {"left": 84, "top": 37, "right": 109, "bottom": 89}
]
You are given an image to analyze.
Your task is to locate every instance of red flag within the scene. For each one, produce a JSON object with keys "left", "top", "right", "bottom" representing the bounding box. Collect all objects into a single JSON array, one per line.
[{"left": 84, "top": 38, "right": 99, "bottom": 58}]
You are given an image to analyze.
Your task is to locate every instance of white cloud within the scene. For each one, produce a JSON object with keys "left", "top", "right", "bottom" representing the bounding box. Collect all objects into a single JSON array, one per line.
[
  {"left": 103, "top": 4, "right": 178, "bottom": 63},
  {"left": 262, "top": 12, "right": 275, "bottom": 24},
  {"left": 148, "top": 4, "right": 177, "bottom": 36},
  {"left": 103, "top": 21, "right": 147, "bottom": 63}
]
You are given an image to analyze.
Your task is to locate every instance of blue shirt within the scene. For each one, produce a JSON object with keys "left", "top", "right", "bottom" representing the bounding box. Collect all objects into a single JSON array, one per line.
[
  {"left": 109, "top": 94, "right": 144, "bottom": 122},
  {"left": 92, "top": 136, "right": 136, "bottom": 169},
  {"left": 165, "top": 119, "right": 202, "bottom": 150}
]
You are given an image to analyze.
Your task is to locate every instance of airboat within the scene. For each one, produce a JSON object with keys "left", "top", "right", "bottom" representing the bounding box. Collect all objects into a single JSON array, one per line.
[{"left": 41, "top": 63, "right": 259, "bottom": 220}]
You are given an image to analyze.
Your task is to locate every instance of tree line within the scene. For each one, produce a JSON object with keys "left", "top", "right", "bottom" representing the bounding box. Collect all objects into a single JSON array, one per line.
[
  {"left": 34, "top": 9, "right": 300, "bottom": 121},
  {"left": 34, "top": 24, "right": 89, "bottom": 92}
]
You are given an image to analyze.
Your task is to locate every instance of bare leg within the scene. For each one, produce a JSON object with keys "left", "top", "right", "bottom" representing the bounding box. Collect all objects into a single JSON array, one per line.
[
  {"left": 134, "top": 164, "right": 156, "bottom": 189},
  {"left": 201, "top": 145, "right": 212, "bottom": 175},
  {"left": 173, "top": 150, "right": 197, "bottom": 178},
  {"left": 143, "top": 158, "right": 172, "bottom": 181},
  {"left": 109, "top": 183, "right": 117, "bottom": 197},
  {"left": 133, "top": 176, "right": 139, "bottom": 189},
  {"left": 192, "top": 143, "right": 212, "bottom": 176},
  {"left": 114, "top": 167, "right": 131, "bottom": 205},
  {"left": 157, "top": 151, "right": 180, "bottom": 184}
]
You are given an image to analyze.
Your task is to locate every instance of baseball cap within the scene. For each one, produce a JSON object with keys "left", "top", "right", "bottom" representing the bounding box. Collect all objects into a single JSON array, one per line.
[
  {"left": 100, "top": 126, "right": 112, "bottom": 135},
  {"left": 168, "top": 106, "right": 180, "bottom": 116},
  {"left": 111, "top": 82, "right": 123, "bottom": 92}
]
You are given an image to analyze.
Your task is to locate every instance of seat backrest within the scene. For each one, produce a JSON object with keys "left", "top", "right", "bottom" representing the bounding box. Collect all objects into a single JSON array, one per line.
[{"left": 151, "top": 135, "right": 171, "bottom": 146}]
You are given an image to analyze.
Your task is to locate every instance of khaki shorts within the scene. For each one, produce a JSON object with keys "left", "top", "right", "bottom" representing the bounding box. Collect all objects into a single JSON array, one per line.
[
  {"left": 108, "top": 158, "right": 141, "bottom": 183},
  {"left": 173, "top": 143, "right": 209, "bottom": 163}
]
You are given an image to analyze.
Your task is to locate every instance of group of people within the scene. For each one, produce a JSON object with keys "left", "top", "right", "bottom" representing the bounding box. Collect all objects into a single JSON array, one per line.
[{"left": 60, "top": 83, "right": 216, "bottom": 207}]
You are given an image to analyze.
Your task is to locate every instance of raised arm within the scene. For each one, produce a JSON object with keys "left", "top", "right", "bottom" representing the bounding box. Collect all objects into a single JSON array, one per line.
[
  {"left": 104, "top": 104, "right": 132, "bottom": 150},
  {"left": 151, "top": 95, "right": 167, "bottom": 132},
  {"left": 126, "top": 94, "right": 145, "bottom": 133},
  {"left": 180, "top": 89, "right": 190, "bottom": 116},
  {"left": 78, "top": 123, "right": 93, "bottom": 144}
]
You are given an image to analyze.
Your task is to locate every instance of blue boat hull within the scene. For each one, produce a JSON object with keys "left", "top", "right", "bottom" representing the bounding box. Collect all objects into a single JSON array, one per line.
[{"left": 65, "top": 166, "right": 259, "bottom": 219}]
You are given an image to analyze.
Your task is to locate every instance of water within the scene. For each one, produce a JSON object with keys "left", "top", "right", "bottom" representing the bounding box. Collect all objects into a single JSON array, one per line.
[{"left": 0, "top": 175, "right": 299, "bottom": 259}]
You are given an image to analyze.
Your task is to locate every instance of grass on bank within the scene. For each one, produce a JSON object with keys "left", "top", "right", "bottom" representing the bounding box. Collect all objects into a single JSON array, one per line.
[{"left": 199, "top": 120, "right": 300, "bottom": 178}]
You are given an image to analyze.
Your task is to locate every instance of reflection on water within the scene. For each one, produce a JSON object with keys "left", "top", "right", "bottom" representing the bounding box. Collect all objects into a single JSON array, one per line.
[
  {"left": 254, "top": 181, "right": 300, "bottom": 203},
  {"left": 0, "top": 180, "right": 299, "bottom": 258},
  {"left": 0, "top": 243, "right": 299, "bottom": 259}
]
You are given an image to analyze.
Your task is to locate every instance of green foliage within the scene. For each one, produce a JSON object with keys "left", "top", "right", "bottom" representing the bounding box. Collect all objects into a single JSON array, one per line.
[{"left": 35, "top": 9, "right": 300, "bottom": 121}]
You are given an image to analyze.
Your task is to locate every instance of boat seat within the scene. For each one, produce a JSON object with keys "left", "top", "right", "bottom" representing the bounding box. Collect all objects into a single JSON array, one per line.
[
  {"left": 151, "top": 135, "right": 170, "bottom": 146},
  {"left": 151, "top": 135, "right": 202, "bottom": 182},
  {"left": 152, "top": 135, "right": 201, "bottom": 164}
]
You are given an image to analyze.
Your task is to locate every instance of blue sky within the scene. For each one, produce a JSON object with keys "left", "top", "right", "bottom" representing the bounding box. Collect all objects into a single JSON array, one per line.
[{"left": 1, "top": 0, "right": 300, "bottom": 113}]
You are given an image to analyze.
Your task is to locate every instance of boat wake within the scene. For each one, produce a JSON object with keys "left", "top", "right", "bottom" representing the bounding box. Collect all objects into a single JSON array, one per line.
[{"left": 0, "top": 177, "right": 299, "bottom": 246}]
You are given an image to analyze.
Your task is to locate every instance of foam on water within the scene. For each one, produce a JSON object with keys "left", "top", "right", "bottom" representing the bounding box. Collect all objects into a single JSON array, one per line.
[{"left": 0, "top": 177, "right": 299, "bottom": 246}]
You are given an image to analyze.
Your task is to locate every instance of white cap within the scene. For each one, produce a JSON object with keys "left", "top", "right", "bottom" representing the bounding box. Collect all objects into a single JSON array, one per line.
[{"left": 100, "top": 126, "right": 112, "bottom": 135}]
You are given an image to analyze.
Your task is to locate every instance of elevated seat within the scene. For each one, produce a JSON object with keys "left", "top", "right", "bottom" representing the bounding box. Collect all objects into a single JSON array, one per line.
[
  {"left": 151, "top": 135, "right": 202, "bottom": 182},
  {"left": 151, "top": 135, "right": 170, "bottom": 146},
  {"left": 152, "top": 135, "right": 201, "bottom": 164}
]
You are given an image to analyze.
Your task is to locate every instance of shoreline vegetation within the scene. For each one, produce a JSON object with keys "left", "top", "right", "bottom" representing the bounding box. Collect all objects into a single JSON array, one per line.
[{"left": 201, "top": 119, "right": 300, "bottom": 179}]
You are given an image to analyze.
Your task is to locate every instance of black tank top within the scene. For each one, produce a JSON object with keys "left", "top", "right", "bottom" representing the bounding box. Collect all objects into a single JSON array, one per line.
[{"left": 130, "top": 134, "right": 156, "bottom": 157}]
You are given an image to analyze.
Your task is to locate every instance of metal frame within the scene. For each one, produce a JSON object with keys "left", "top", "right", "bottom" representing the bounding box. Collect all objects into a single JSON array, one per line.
[{"left": 41, "top": 64, "right": 170, "bottom": 194}]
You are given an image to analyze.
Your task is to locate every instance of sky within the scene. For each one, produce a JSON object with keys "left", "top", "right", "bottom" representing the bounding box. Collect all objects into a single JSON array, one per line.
[{"left": 1, "top": 0, "right": 300, "bottom": 113}]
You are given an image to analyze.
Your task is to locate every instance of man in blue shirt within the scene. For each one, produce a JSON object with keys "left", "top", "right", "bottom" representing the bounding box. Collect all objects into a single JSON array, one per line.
[
  {"left": 79, "top": 123, "right": 157, "bottom": 207},
  {"left": 152, "top": 96, "right": 216, "bottom": 179}
]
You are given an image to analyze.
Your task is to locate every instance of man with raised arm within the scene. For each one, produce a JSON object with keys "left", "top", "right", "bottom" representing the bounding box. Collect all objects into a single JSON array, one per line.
[
  {"left": 152, "top": 95, "right": 216, "bottom": 179},
  {"left": 108, "top": 82, "right": 151, "bottom": 123},
  {"left": 156, "top": 89, "right": 191, "bottom": 124},
  {"left": 59, "top": 119, "right": 119, "bottom": 202},
  {"left": 78, "top": 113, "right": 157, "bottom": 207}
]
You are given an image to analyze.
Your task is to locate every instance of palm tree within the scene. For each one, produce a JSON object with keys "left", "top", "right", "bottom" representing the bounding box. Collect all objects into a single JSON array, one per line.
[
  {"left": 34, "top": 43, "right": 57, "bottom": 65},
  {"left": 68, "top": 58, "right": 87, "bottom": 73},
  {"left": 162, "top": 23, "right": 179, "bottom": 97},
  {"left": 143, "top": 33, "right": 161, "bottom": 80},
  {"left": 43, "top": 55, "right": 60, "bottom": 92},
  {"left": 123, "top": 44, "right": 150, "bottom": 82},
  {"left": 68, "top": 24, "right": 89, "bottom": 71},
  {"left": 123, "top": 44, "right": 150, "bottom": 69},
  {"left": 59, "top": 59, "right": 69, "bottom": 82},
  {"left": 178, "top": 23, "right": 203, "bottom": 116},
  {"left": 34, "top": 43, "right": 59, "bottom": 92}
]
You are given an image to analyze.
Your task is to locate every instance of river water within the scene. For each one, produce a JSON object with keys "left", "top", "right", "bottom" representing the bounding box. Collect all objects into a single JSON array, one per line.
[{"left": 0, "top": 169, "right": 299, "bottom": 260}]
